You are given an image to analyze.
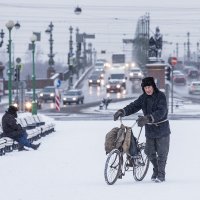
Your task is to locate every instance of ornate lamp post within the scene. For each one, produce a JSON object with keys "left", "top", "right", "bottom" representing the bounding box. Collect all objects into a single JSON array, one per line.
[
  {"left": 5, "top": 20, "right": 20, "bottom": 105},
  {"left": 68, "top": 26, "right": 73, "bottom": 89},
  {"left": 30, "top": 34, "right": 37, "bottom": 115},
  {"left": 45, "top": 22, "right": 55, "bottom": 77}
]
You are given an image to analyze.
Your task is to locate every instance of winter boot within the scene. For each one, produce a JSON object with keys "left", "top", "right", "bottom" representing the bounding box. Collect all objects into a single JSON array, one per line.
[
  {"left": 150, "top": 159, "right": 158, "bottom": 181},
  {"left": 31, "top": 143, "right": 41, "bottom": 150},
  {"left": 18, "top": 146, "right": 29, "bottom": 151},
  {"left": 155, "top": 160, "right": 166, "bottom": 183}
]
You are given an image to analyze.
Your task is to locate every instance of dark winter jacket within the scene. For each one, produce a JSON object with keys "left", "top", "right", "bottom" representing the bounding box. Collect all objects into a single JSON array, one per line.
[
  {"left": 1, "top": 110, "right": 23, "bottom": 139},
  {"left": 123, "top": 90, "right": 171, "bottom": 139}
]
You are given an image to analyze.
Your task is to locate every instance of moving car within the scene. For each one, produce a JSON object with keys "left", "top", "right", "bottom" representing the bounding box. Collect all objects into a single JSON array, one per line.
[
  {"left": 187, "top": 68, "right": 199, "bottom": 79},
  {"left": 173, "top": 70, "right": 186, "bottom": 85},
  {"left": 129, "top": 67, "right": 144, "bottom": 80},
  {"left": 92, "top": 70, "right": 104, "bottom": 79},
  {"left": 24, "top": 92, "right": 42, "bottom": 112},
  {"left": 188, "top": 81, "right": 200, "bottom": 94},
  {"left": 88, "top": 74, "right": 101, "bottom": 86},
  {"left": 62, "top": 89, "right": 84, "bottom": 105},
  {"left": 39, "top": 86, "right": 56, "bottom": 103},
  {"left": 13, "top": 91, "right": 42, "bottom": 112},
  {"left": 106, "top": 73, "right": 127, "bottom": 93}
]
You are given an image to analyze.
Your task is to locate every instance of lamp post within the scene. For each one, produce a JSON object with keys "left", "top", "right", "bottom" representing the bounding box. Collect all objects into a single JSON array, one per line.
[
  {"left": 5, "top": 20, "right": 20, "bottom": 105},
  {"left": 45, "top": 22, "right": 55, "bottom": 77},
  {"left": 68, "top": 26, "right": 73, "bottom": 89},
  {"left": 30, "top": 34, "right": 37, "bottom": 115}
]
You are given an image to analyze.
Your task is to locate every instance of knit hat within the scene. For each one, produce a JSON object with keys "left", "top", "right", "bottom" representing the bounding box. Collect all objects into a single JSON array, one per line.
[{"left": 141, "top": 77, "right": 158, "bottom": 93}]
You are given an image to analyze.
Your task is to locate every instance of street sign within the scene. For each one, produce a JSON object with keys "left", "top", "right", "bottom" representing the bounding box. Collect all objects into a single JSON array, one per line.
[
  {"left": 83, "top": 33, "right": 95, "bottom": 39},
  {"left": 123, "top": 39, "right": 134, "bottom": 44},
  {"left": 16, "top": 57, "right": 21, "bottom": 63},
  {"left": 54, "top": 79, "right": 61, "bottom": 88},
  {"left": 168, "top": 57, "right": 177, "bottom": 66},
  {"left": 33, "top": 32, "right": 41, "bottom": 41}
]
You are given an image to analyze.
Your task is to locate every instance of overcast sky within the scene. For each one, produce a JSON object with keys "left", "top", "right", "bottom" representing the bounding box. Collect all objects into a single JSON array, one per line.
[{"left": 0, "top": 0, "right": 200, "bottom": 64}]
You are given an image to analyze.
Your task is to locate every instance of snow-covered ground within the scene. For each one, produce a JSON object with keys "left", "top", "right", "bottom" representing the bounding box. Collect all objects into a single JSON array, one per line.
[{"left": 0, "top": 109, "right": 200, "bottom": 200}]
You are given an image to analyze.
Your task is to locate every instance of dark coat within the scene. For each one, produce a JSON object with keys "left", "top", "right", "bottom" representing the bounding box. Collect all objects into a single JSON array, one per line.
[
  {"left": 123, "top": 90, "right": 171, "bottom": 139},
  {"left": 1, "top": 110, "right": 23, "bottom": 139}
]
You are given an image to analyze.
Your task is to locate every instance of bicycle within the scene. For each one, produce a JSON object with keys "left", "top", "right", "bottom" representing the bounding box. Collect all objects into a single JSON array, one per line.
[{"left": 104, "top": 120, "right": 149, "bottom": 185}]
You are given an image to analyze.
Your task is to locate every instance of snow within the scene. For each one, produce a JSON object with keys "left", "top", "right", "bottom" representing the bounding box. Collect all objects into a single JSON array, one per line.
[{"left": 0, "top": 112, "right": 200, "bottom": 200}]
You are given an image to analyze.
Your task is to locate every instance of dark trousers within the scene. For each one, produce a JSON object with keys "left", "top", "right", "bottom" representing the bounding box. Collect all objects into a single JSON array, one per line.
[
  {"left": 16, "top": 131, "right": 32, "bottom": 148},
  {"left": 145, "top": 135, "right": 170, "bottom": 162},
  {"left": 145, "top": 135, "right": 170, "bottom": 178}
]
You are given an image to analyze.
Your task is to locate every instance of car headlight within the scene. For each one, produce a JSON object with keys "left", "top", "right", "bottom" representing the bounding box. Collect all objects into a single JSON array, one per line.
[
  {"left": 97, "top": 80, "right": 100, "bottom": 83},
  {"left": 50, "top": 93, "right": 55, "bottom": 97},
  {"left": 63, "top": 97, "right": 66, "bottom": 101},
  {"left": 129, "top": 72, "right": 133, "bottom": 76},
  {"left": 116, "top": 84, "right": 121, "bottom": 88},
  {"left": 89, "top": 80, "right": 92, "bottom": 83},
  {"left": 72, "top": 97, "right": 77, "bottom": 101},
  {"left": 40, "top": 93, "right": 43, "bottom": 97},
  {"left": 106, "top": 85, "right": 110, "bottom": 89}
]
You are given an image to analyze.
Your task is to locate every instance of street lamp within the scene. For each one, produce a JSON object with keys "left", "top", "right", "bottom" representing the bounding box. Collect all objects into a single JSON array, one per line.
[
  {"left": 68, "top": 26, "right": 73, "bottom": 89},
  {"left": 30, "top": 34, "right": 37, "bottom": 115},
  {"left": 5, "top": 20, "right": 20, "bottom": 105},
  {"left": 74, "top": 6, "right": 82, "bottom": 15},
  {"left": 45, "top": 22, "right": 55, "bottom": 75}
]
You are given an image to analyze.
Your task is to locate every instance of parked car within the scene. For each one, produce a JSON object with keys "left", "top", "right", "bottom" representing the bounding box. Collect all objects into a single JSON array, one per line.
[
  {"left": 39, "top": 86, "right": 56, "bottom": 103},
  {"left": 62, "top": 89, "right": 84, "bottom": 105},
  {"left": 188, "top": 81, "right": 200, "bottom": 94},
  {"left": 129, "top": 67, "right": 144, "bottom": 80},
  {"left": 173, "top": 70, "right": 186, "bottom": 85},
  {"left": 106, "top": 73, "right": 127, "bottom": 93},
  {"left": 88, "top": 74, "right": 101, "bottom": 86}
]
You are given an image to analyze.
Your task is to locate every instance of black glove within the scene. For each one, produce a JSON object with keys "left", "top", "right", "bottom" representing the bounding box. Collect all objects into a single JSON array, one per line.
[
  {"left": 113, "top": 109, "right": 125, "bottom": 121},
  {"left": 137, "top": 115, "right": 151, "bottom": 127}
]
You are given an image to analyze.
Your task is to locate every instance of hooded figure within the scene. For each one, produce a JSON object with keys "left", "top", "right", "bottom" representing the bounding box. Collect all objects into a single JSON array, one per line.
[
  {"left": 113, "top": 76, "right": 171, "bottom": 183},
  {"left": 2, "top": 105, "right": 40, "bottom": 151}
]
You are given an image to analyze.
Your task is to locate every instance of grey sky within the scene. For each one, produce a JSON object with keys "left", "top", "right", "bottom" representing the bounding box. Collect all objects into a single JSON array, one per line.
[{"left": 0, "top": 0, "right": 200, "bottom": 63}]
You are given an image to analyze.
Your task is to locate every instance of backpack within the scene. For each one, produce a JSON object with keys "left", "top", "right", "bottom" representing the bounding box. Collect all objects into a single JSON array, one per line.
[{"left": 104, "top": 124, "right": 132, "bottom": 154}]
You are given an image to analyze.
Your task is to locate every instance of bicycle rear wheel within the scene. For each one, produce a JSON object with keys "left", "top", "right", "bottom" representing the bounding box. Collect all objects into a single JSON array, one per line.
[
  {"left": 133, "top": 145, "right": 149, "bottom": 181},
  {"left": 104, "top": 149, "right": 122, "bottom": 185}
]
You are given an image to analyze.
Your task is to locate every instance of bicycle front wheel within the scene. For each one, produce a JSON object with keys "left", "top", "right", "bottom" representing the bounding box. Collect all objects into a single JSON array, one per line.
[
  {"left": 133, "top": 145, "right": 149, "bottom": 181},
  {"left": 104, "top": 149, "right": 122, "bottom": 185}
]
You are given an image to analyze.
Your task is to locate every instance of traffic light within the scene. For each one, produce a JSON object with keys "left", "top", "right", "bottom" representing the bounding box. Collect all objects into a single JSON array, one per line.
[
  {"left": 14, "top": 66, "right": 20, "bottom": 81},
  {"left": 77, "top": 43, "right": 81, "bottom": 51},
  {"left": 165, "top": 66, "right": 171, "bottom": 81},
  {"left": 6, "top": 44, "right": 10, "bottom": 53}
]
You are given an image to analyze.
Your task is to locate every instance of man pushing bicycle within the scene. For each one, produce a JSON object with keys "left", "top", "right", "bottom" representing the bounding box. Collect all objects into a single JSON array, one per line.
[{"left": 114, "top": 77, "right": 171, "bottom": 183}]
